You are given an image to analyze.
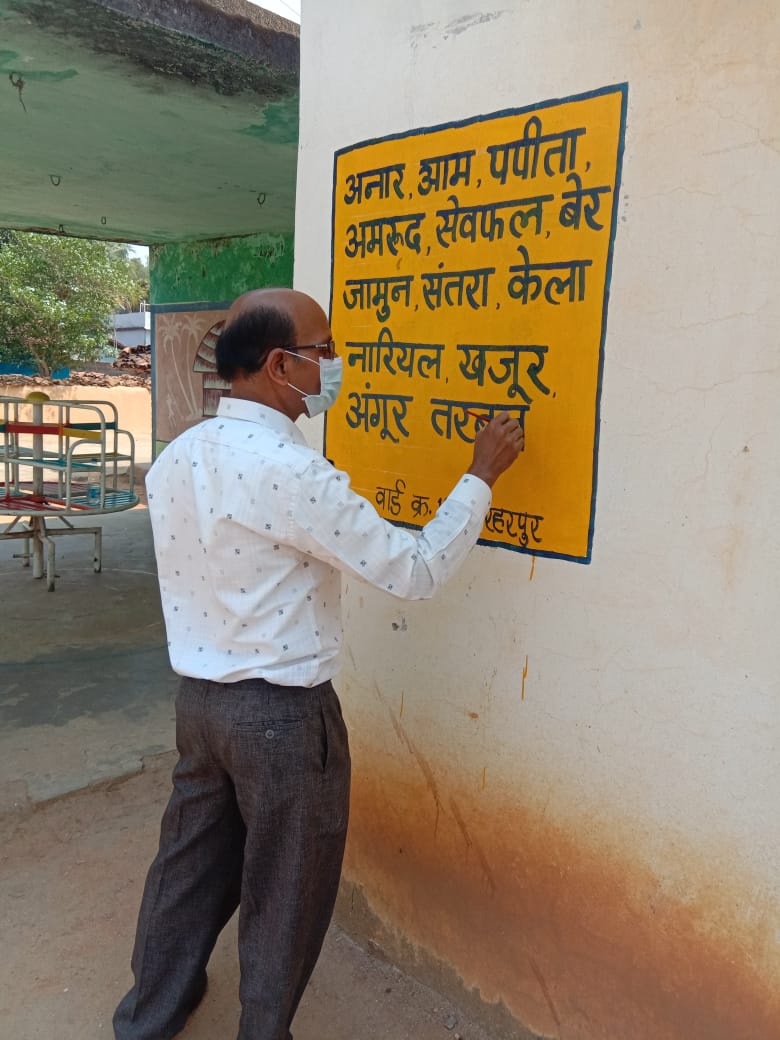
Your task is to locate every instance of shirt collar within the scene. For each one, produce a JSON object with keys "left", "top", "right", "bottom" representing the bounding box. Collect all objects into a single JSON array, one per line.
[{"left": 217, "top": 397, "right": 307, "bottom": 445}]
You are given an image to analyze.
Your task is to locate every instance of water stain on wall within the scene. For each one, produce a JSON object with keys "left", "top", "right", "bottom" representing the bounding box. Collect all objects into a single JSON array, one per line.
[{"left": 340, "top": 750, "right": 779, "bottom": 1040}]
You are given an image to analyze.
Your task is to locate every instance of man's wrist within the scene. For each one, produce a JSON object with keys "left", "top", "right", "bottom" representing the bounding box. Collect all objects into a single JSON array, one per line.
[{"left": 466, "top": 463, "right": 497, "bottom": 488}]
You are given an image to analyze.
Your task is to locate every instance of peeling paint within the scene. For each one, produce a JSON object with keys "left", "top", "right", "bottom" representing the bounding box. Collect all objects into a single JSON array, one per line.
[
  {"left": 0, "top": 49, "right": 77, "bottom": 80},
  {"left": 237, "top": 98, "right": 300, "bottom": 145}
]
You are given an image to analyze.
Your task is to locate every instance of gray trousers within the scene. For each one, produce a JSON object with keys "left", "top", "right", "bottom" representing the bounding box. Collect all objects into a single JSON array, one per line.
[{"left": 113, "top": 676, "right": 351, "bottom": 1040}]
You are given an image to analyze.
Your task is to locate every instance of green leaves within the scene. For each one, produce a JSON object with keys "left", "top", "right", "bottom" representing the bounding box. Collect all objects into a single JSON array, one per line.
[{"left": 0, "top": 233, "right": 146, "bottom": 377}]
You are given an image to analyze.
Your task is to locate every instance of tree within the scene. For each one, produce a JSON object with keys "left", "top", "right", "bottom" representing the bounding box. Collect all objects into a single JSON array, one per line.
[
  {"left": 0, "top": 232, "right": 141, "bottom": 377},
  {"left": 125, "top": 254, "right": 150, "bottom": 311},
  {"left": 105, "top": 242, "right": 150, "bottom": 311}
]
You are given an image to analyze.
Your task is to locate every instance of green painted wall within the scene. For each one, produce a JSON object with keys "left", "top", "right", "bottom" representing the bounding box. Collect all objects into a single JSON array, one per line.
[
  {"left": 1, "top": 2, "right": 299, "bottom": 243},
  {"left": 150, "top": 233, "right": 294, "bottom": 305}
]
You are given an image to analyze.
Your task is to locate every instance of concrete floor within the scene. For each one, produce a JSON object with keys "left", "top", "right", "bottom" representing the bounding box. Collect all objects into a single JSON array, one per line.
[
  {"left": 0, "top": 505, "right": 178, "bottom": 811},
  {"left": 0, "top": 502, "right": 498, "bottom": 1040}
]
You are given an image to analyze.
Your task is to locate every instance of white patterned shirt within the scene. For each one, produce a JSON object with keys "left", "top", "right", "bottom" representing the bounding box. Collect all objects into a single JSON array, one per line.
[{"left": 146, "top": 397, "right": 491, "bottom": 687}]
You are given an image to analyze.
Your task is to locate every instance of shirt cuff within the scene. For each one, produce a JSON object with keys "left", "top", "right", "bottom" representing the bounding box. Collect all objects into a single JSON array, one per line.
[{"left": 445, "top": 473, "right": 492, "bottom": 520}]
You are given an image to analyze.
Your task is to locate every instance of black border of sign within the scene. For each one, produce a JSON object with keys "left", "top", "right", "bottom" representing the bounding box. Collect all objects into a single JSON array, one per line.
[{"left": 326, "top": 82, "right": 629, "bottom": 565}]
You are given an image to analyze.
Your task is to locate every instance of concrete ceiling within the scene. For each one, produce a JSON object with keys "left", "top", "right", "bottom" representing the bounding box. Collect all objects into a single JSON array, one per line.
[{"left": 0, "top": 0, "right": 299, "bottom": 243}]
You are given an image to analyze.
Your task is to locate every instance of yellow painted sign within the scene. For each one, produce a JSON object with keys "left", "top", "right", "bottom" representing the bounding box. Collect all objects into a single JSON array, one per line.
[{"left": 326, "top": 85, "right": 627, "bottom": 562}]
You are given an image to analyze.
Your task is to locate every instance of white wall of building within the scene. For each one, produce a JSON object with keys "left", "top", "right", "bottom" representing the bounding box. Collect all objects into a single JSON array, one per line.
[{"left": 294, "top": 3, "right": 779, "bottom": 1037}]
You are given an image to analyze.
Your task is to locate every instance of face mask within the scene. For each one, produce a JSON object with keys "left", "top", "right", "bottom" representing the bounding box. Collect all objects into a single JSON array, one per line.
[{"left": 286, "top": 354, "right": 343, "bottom": 418}]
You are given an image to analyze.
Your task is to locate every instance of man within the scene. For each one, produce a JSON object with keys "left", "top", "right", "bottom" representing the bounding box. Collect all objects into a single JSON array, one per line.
[{"left": 114, "top": 287, "right": 524, "bottom": 1040}]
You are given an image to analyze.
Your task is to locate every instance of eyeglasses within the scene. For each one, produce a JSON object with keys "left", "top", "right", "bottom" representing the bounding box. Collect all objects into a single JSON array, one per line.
[{"left": 286, "top": 340, "right": 337, "bottom": 360}]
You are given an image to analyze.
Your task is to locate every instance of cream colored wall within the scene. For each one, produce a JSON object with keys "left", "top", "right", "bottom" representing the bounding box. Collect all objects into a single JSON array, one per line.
[{"left": 294, "top": 3, "right": 779, "bottom": 1038}]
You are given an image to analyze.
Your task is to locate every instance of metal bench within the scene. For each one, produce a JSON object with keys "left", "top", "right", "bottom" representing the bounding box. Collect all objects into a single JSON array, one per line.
[{"left": 1, "top": 392, "right": 139, "bottom": 590}]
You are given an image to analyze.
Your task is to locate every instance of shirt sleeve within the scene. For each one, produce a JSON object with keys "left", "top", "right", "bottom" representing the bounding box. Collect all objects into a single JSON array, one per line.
[{"left": 285, "top": 456, "right": 492, "bottom": 600}]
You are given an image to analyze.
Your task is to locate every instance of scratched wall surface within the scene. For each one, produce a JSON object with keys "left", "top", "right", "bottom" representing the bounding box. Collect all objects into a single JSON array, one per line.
[{"left": 296, "top": 2, "right": 780, "bottom": 1039}]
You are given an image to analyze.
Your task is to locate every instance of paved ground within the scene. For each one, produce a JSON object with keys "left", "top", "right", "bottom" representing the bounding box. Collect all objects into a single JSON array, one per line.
[
  {"left": 0, "top": 501, "right": 498, "bottom": 1040},
  {"left": 0, "top": 504, "right": 178, "bottom": 811},
  {"left": 0, "top": 753, "right": 496, "bottom": 1040}
]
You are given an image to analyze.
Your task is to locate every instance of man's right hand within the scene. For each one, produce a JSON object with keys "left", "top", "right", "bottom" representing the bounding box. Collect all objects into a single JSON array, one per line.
[{"left": 466, "top": 412, "right": 525, "bottom": 488}]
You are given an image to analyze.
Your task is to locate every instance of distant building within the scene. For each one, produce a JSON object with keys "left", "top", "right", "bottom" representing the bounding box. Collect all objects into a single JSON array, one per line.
[{"left": 109, "top": 309, "right": 151, "bottom": 351}]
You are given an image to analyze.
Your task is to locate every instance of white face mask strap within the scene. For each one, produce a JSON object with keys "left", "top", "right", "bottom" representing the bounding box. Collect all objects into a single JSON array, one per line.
[
  {"left": 284, "top": 349, "right": 319, "bottom": 367},
  {"left": 284, "top": 351, "right": 318, "bottom": 399}
]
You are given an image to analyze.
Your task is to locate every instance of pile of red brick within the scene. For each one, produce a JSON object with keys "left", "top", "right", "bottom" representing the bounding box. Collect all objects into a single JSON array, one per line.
[{"left": 114, "top": 344, "right": 151, "bottom": 372}]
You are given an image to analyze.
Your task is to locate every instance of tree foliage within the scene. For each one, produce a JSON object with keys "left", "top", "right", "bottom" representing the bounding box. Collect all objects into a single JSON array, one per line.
[
  {"left": 0, "top": 233, "right": 147, "bottom": 376},
  {"left": 124, "top": 255, "right": 150, "bottom": 310}
]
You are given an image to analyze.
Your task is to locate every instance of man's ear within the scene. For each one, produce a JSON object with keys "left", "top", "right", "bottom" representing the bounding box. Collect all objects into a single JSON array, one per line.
[{"left": 263, "top": 347, "right": 289, "bottom": 386}]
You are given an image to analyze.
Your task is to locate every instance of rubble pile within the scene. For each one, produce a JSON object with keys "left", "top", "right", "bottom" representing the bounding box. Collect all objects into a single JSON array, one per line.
[
  {"left": 114, "top": 344, "right": 151, "bottom": 372},
  {"left": 0, "top": 370, "right": 150, "bottom": 389}
]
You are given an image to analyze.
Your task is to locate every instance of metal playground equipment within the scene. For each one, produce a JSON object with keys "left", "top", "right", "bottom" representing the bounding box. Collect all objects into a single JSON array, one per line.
[{"left": 0, "top": 392, "right": 139, "bottom": 590}]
